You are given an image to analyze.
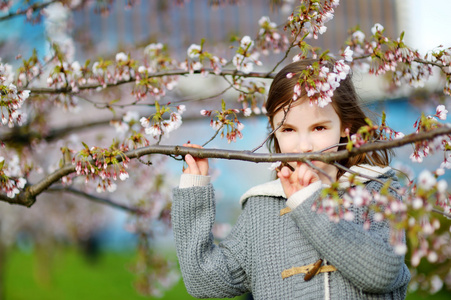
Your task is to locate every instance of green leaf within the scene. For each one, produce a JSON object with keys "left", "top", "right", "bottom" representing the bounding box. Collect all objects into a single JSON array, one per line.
[
  {"left": 346, "top": 140, "right": 353, "bottom": 152},
  {"left": 81, "top": 142, "right": 90, "bottom": 150}
]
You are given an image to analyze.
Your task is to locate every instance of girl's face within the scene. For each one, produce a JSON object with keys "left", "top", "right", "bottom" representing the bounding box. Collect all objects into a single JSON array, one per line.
[{"left": 272, "top": 99, "right": 346, "bottom": 183}]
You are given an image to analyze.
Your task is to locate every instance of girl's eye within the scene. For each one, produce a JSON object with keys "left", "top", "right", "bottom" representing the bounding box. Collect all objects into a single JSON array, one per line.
[
  {"left": 281, "top": 128, "right": 294, "bottom": 133},
  {"left": 314, "top": 126, "right": 326, "bottom": 131}
]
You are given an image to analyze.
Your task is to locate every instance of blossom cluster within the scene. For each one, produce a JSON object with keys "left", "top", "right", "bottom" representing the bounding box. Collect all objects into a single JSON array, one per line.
[
  {"left": 232, "top": 36, "right": 262, "bottom": 74},
  {"left": 46, "top": 43, "right": 182, "bottom": 102},
  {"left": 1, "top": 58, "right": 30, "bottom": 128},
  {"left": 183, "top": 41, "right": 227, "bottom": 76},
  {"left": 0, "top": 155, "right": 27, "bottom": 198},
  {"left": 135, "top": 44, "right": 180, "bottom": 100},
  {"left": 346, "top": 23, "right": 435, "bottom": 90},
  {"left": 140, "top": 103, "right": 185, "bottom": 140},
  {"left": 409, "top": 105, "right": 449, "bottom": 164},
  {"left": 289, "top": 57, "right": 352, "bottom": 107},
  {"left": 235, "top": 78, "right": 267, "bottom": 114},
  {"left": 255, "top": 16, "right": 289, "bottom": 55},
  {"left": 200, "top": 100, "right": 249, "bottom": 143},
  {"left": 285, "top": 0, "right": 339, "bottom": 40},
  {"left": 404, "top": 169, "right": 451, "bottom": 269},
  {"left": 72, "top": 144, "right": 131, "bottom": 193}
]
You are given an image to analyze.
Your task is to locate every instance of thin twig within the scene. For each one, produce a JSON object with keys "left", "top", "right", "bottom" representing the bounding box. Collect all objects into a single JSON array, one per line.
[
  {"left": 46, "top": 187, "right": 143, "bottom": 214},
  {"left": 0, "top": 0, "right": 60, "bottom": 22},
  {"left": 25, "top": 68, "right": 277, "bottom": 95},
  {"left": 431, "top": 207, "right": 451, "bottom": 219},
  {"left": 137, "top": 157, "right": 152, "bottom": 166},
  {"left": 333, "top": 162, "right": 397, "bottom": 192},
  {"left": 251, "top": 99, "right": 294, "bottom": 152},
  {"left": 305, "top": 159, "right": 333, "bottom": 183},
  {"left": 202, "top": 124, "right": 224, "bottom": 147},
  {"left": 173, "top": 84, "right": 233, "bottom": 104},
  {"left": 266, "top": 26, "right": 304, "bottom": 75},
  {"left": 320, "top": 143, "right": 348, "bottom": 152}
]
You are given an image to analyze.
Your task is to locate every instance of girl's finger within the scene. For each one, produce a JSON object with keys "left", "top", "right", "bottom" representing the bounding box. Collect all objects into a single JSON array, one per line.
[{"left": 184, "top": 154, "right": 200, "bottom": 175}]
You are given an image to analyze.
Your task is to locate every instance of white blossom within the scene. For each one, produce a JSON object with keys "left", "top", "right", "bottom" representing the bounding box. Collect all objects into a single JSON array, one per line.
[
  {"left": 119, "top": 170, "right": 129, "bottom": 181},
  {"left": 144, "top": 43, "right": 163, "bottom": 56},
  {"left": 352, "top": 30, "right": 365, "bottom": 43},
  {"left": 268, "top": 161, "right": 282, "bottom": 171},
  {"left": 240, "top": 36, "right": 253, "bottom": 50},
  {"left": 371, "top": 23, "right": 384, "bottom": 35},
  {"left": 394, "top": 131, "right": 405, "bottom": 139},
  {"left": 417, "top": 170, "right": 436, "bottom": 190},
  {"left": 437, "top": 179, "right": 448, "bottom": 193},
  {"left": 115, "top": 52, "right": 128, "bottom": 63},
  {"left": 123, "top": 111, "right": 139, "bottom": 123},
  {"left": 258, "top": 16, "right": 270, "bottom": 27},
  {"left": 430, "top": 275, "right": 443, "bottom": 294},
  {"left": 394, "top": 244, "right": 407, "bottom": 255},
  {"left": 436, "top": 104, "right": 448, "bottom": 120},
  {"left": 187, "top": 44, "right": 201, "bottom": 59},
  {"left": 412, "top": 197, "right": 423, "bottom": 210},
  {"left": 140, "top": 117, "right": 150, "bottom": 127},
  {"left": 342, "top": 46, "right": 353, "bottom": 62},
  {"left": 145, "top": 124, "right": 162, "bottom": 137}
]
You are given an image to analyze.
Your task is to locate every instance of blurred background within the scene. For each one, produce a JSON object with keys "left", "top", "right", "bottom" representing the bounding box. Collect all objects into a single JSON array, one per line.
[{"left": 1, "top": 0, "right": 450, "bottom": 299}]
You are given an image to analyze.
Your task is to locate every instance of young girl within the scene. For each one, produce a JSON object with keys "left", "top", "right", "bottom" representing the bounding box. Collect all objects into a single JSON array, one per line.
[{"left": 171, "top": 59, "right": 411, "bottom": 299}]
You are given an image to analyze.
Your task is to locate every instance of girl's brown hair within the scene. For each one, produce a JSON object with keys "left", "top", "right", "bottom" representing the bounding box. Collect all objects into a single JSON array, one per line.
[{"left": 265, "top": 59, "right": 391, "bottom": 179}]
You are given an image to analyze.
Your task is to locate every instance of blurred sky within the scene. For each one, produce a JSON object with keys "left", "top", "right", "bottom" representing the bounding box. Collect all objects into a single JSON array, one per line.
[{"left": 399, "top": 0, "right": 451, "bottom": 54}]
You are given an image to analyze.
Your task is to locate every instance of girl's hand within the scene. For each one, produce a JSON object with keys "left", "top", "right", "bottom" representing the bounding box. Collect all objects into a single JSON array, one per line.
[
  {"left": 183, "top": 144, "right": 209, "bottom": 176},
  {"left": 277, "top": 162, "right": 320, "bottom": 198}
]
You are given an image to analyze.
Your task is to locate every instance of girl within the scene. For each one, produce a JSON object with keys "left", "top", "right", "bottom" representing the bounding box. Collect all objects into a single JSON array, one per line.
[{"left": 171, "top": 59, "right": 411, "bottom": 299}]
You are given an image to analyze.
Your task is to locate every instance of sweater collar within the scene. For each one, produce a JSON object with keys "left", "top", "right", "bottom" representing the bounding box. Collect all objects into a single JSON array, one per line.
[{"left": 239, "top": 164, "right": 392, "bottom": 206}]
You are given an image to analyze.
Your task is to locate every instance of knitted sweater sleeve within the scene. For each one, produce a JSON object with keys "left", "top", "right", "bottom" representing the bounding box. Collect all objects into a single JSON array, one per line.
[
  {"left": 171, "top": 184, "right": 249, "bottom": 298},
  {"left": 289, "top": 174, "right": 411, "bottom": 294}
]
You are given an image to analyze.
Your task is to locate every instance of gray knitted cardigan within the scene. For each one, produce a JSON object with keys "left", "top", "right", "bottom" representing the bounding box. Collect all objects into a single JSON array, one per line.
[{"left": 171, "top": 165, "right": 411, "bottom": 299}]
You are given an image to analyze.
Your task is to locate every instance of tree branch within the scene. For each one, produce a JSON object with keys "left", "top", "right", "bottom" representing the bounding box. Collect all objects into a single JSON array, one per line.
[
  {"left": 0, "top": 119, "right": 113, "bottom": 145},
  {"left": 46, "top": 187, "right": 143, "bottom": 214},
  {"left": 0, "top": 0, "right": 61, "bottom": 22},
  {"left": 26, "top": 69, "right": 276, "bottom": 95},
  {"left": 1, "top": 125, "right": 450, "bottom": 206}
]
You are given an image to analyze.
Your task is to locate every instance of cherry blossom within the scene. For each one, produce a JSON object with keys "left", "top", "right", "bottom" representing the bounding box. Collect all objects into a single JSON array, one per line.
[
  {"left": 436, "top": 105, "right": 448, "bottom": 120},
  {"left": 371, "top": 23, "right": 384, "bottom": 35},
  {"left": 187, "top": 44, "right": 201, "bottom": 59}
]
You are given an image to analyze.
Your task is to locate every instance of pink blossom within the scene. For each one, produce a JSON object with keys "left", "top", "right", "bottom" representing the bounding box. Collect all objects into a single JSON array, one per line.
[
  {"left": 410, "top": 151, "right": 424, "bottom": 163},
  {"left": 436, "top": 104, "right": 448, "bottom": 120},
  {"left": 342, "top": 46, "right": 353, "bottom": 62},
  {"left": 243, "top": 108, "right": 252, "bottom": 117}
]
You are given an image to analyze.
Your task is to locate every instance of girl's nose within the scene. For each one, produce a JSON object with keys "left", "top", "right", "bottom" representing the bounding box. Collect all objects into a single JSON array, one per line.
[{"left": 295, "top": 135, "right": 313, "bottom": 153}]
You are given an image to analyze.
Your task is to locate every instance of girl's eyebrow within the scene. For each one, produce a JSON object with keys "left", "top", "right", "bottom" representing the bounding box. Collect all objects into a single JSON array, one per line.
[
  {"left": 310, "top": 120, "right": 332, "bottom": 127},
  {"left": 276, "top": 119, "right": 333, "bottom": 128}
]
